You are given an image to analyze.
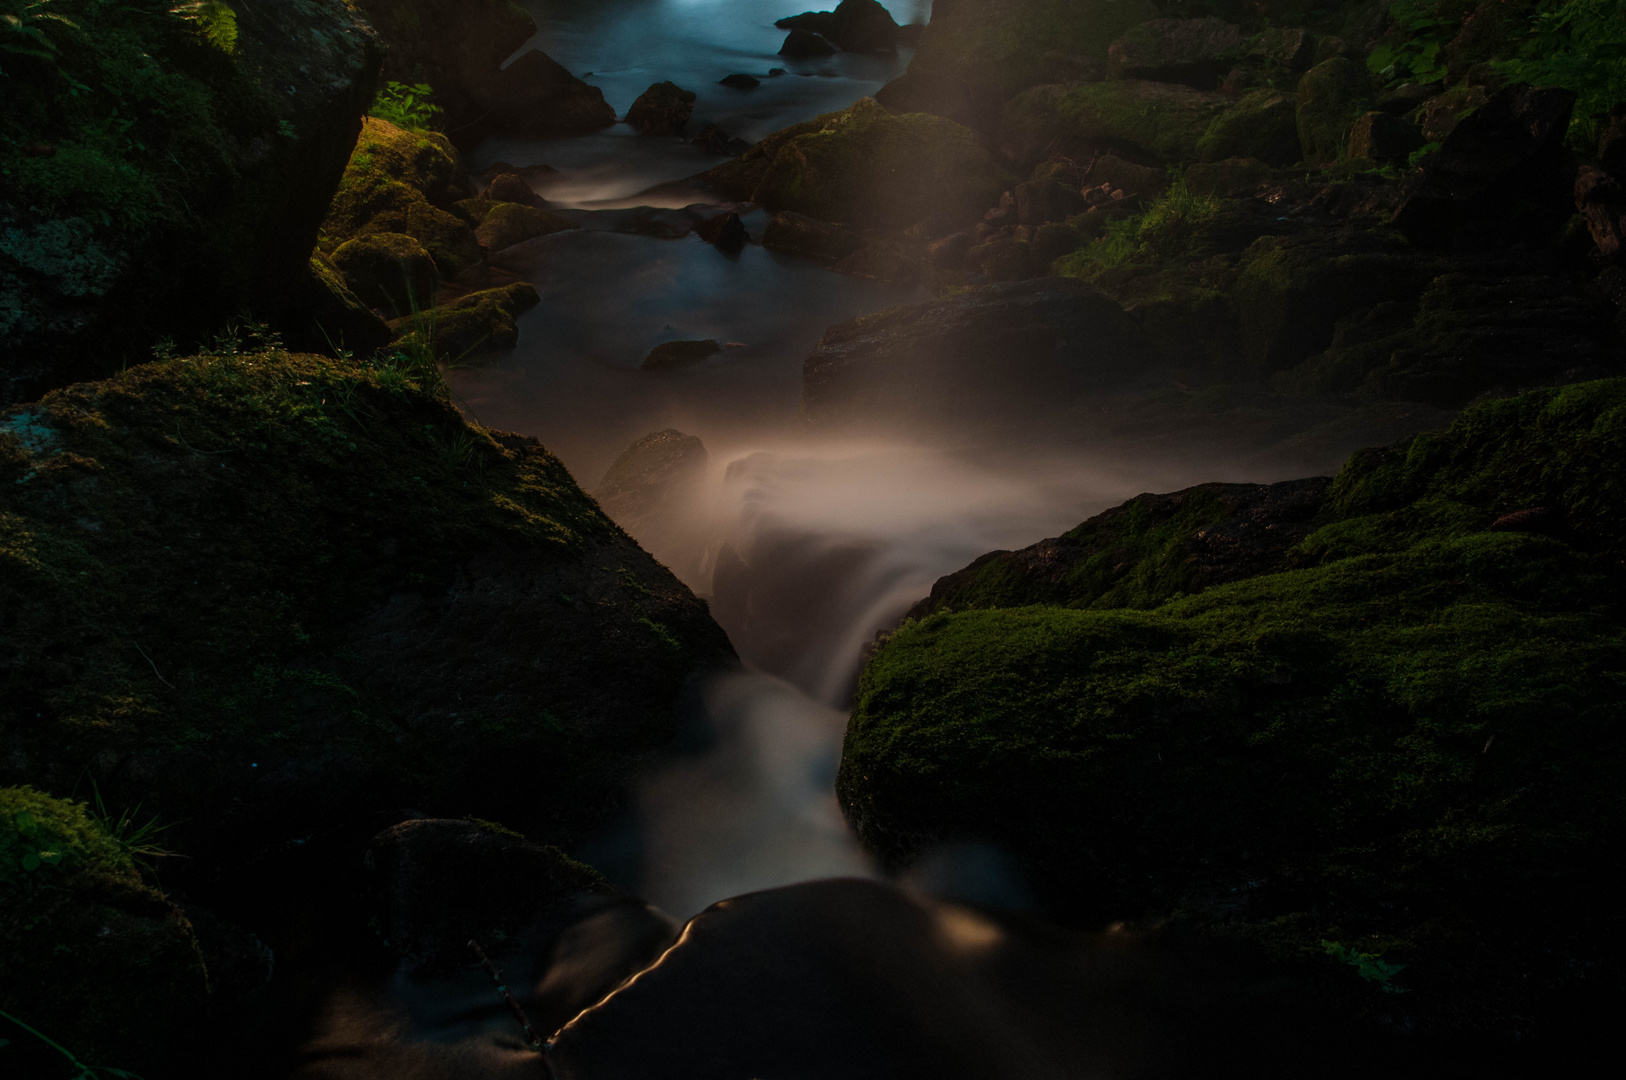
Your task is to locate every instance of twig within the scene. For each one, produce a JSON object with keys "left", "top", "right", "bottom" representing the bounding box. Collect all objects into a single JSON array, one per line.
[
  {"left": 468, "top": 939, "right": 549, "bottom": 1059},
  {"left": 175, "top": 424, "right": 234, "bottom": 455},
  {"left": 133, "top": 643, "right": 175, "bottom": 690}
]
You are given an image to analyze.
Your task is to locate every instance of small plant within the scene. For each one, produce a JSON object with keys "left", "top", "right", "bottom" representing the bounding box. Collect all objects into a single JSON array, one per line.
[
  {"left": 0, "top": 1007, "right": 140, "bottom": 1079},
  {"left": 86, "top": 778, "right": 176, "bottom": 873},
  {"left": 1053, "top": 177, "right": 1219, "bottom": 278},
  {"left": 0, "top": 0, "right": 80, "bottom": 76},
  {"left": 10, "top": 809, "right": 64, "bottom": 873},
  {"left": 369, "top": 81, "right": 443, "bottom": 132},
  {"left": 169, "top": 1, "right": 237, "bottom": 55},
  {"left": 1321, "top": 939, "right": 1410, "bottom": 993},
  {"left": 1494, "top": 0, "right": 1626, "bottom": 143},
  {"left": 1366, "top": 0, "right": 1457, "bottom": 87}
]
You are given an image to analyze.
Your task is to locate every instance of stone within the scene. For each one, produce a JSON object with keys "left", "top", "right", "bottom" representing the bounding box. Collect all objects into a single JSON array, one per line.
[
  {"left": 1084, "top": 154, "right": 1169, "bottom": 198},
  {"left": 475, "top": 202, "right": 578, "bottom": 252},
  {"left": 926, "top": 231, "right": 976, "bottom": 268},
  {"left": 457, "top": 48, "right": 617, "bottom": 146},
  {"left": 330, "top": 232, "right": 440, "bottom": 316},
  {"left": 779, "top": 0, "right": 903, "bottom": 52},
  {"left": 695, "top": 211, "right": 748, "bottom": 250},
  {"left": 305, "top": 252, "right": 392, "bottom": 357},
  {"left": 627, "top": 81, "right": 698, "bottom": 135},
  {"left": 762, "top": 212, "right": 867, "bottom": 262},
  {"left": 1245, "top": 26, "right": 1314, "bottom": 73},
  {"left": 874, "top": 70, "right": 993, "bottom": 132},
  {"left": 1197, "top": 88, "right": 1301, "bottom": 166},
  {"left": 387, "top": 281, "right": 541, "bottom": 361},
  {"left": 1295, "top": 57, "right": 1374, "bottom": 165},
  {"left": 966, "top": 237, "right": 1036, "bottom": 281},
  {"left": 780, "top": 28, "right": 838, "bottom": 57},
  {"left": 1107, "top": 17, "right": 1246, "bottom": 88},
  {"left": 643, "top": 339, "right": 724, "bottom": 370},
  {"left": 480, "top": 171, "right": 545, "bottom": 206},
  {"left": 1030, "top": 221, "right": 1083, "bottom": 269},
  {"left": 1003, "top": 80, "right": 1231, "bottom": 166},
  {"left": 1015, "top": 179, "right": 1087, "bottom": 226},
  {"left": 1575, "top": 166, "right": 1625, "bottom": 259},
  {"left": 1347, "top": 111, "right": 1425, "bottom": 164},
  {"left": 1376, "top": 81, "right": 1441, "bottom": 116},
  {"left": 1184, "top": 157, "right": 1272, "bottom": 198},
  {"left": 720, "top": 72, "right": 761, "bottom": 89},
  {"left": 1414, "top": 84, "right": 1488, "bottom": 143},
  {"left": 596, "top": 429, "right": 710, "bottom": 535},
  {"left": 694, "top": 123, "right": 751, "bottom": 156}
]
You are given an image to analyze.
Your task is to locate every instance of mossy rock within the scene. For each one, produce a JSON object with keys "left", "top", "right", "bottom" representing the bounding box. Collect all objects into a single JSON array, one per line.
[
  {"left": 839, "top": 379, "right": 1626, "bottom": 1036},
  {"left": 0, "top": 351, "right": 733, "bottom": 862},
  {"left": 330, "top": 232, "right": 441, "bottom": 316},
  {"left": 476, "top": 202, "right": 579, "bottom": 252},
  {"left": 1197, "top": 89, "right": 1301, "bottom": 167},
  {"left": 1, "top": 786, "right": 208, "bottom": 1076},
  {"left": 1295, "top": 57, "right": 1374, "bottom": 166},
  {"left": 709, "top": 98, "right": 1003, "bottom": 230},
  {"left": 306, "top": 252, "right": 393, "bottom": 356},
  {"left": 908, "top": 0, "right": 1158, "bottom": 97},
  {"left": 388, "top": 282, "right": 541, "bottom": 362},
  {"left": 1003, "top": 81, "right": 1231, "bottom": 166}
]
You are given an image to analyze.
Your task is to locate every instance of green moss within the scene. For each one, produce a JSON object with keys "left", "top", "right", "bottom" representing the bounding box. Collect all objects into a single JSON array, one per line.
[
  {"left": 320, "top": 117, "right": 475, "bottom": 264},
  {"left": 909, "top": 0, "right": 1158, "bottom": 95},
  {"left": 1196, "top": 88, "right": 1301, "bottom": 166},
  {"left": 840, "top": 379, "right": 1626, "bottom": 1031},
  {"left": 387, "top": 281, "right": 540, "bottom": 362},
  {"left": 1295, "top": 57, "right": 1375, "bottom": 166},
  {"left": 1055, "top": 178, "right": 1221, "bottom": 280},
  {"left": 1005, "top": 80, "right": 1232, "bottom": 165},
  {"left": 475, "top": 201, "right": 576, "bottom": 251}
]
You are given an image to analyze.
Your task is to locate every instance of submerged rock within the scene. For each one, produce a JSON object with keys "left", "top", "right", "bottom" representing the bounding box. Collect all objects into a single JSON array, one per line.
[
  {"left": 695, "top": 211, "right": 748, "bottom": 250},
  {"left": 780, "top": 28, "right": 838, "bottom": 57},
  {"left": 627, "top": 81, "right": 698, "bottom": 135},
  {"left": 643, "top": 339, "right": 724, "bottom": 370}
]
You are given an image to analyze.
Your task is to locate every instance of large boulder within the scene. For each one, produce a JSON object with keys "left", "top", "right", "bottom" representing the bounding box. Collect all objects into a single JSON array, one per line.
[
  {"left": 1106, "top": 17, "right": 1246, "bottom": 88},
  {"left": 780, "top": 0, "right": 904, "bottom": 52},
  {"left": 0, "top": 0, "right": 382, "bottom": 406},
  {"left": 627, "top": 82, "right": 698, "bottom": 135},
  {"left": 330, "top": 232, "right": 441, "bottom": 316},
  {"left": 595, "top": 429, "right": 710, "bottom": 536},
  {"left": 874, "top": 70, "right": 997, "bottom": 132},
  {"left": 839, "top": 379, "right": 1626, "bottom": 1038},
  {"left": 0, "top": 352, "right": 735, "bottom": 861},
  {"left": 475, "top": 202, "right": 579, "bottom": 252},
  {"left": 802, "top": 277, "right": 1154, "bottom": 432},
  {"left": 1196, "top": 88, "right": 1301, "bottom": 166},
  {"left": 1295, "top": 57, "right": 1374, "bottom": 165},
  {"left": 703, "top": 98, "right": 1003, "bottom": 231},
  {"left": 1003, "top": 81, "right": 1231, "bottom": 166},
  {"left": 387, "top": 281, "right": 541, "bottom": 361},
  {"left": 348, "top": 0, "right": 614, "bottom": 148}
]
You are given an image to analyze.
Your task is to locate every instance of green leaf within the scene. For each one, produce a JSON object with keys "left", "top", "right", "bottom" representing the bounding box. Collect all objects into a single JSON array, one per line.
[
  {"left": 14, "top": 809, "right": 36, "bottom": 831},
  {"left": 22, "top": 851, "right": 41, "bottom": 871}
]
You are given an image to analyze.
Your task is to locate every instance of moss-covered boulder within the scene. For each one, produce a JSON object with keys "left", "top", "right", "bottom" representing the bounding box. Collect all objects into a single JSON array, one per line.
[
  {"left": 331, "top": 232, "right": 440, "bottom": 316},
  {"left": 475, "top": 202, "right": 579, "bottom": 252},
  {"left": 1295, "top": 57, "right": 1374, "bottom": 165},
  {"left": 1, "top": 786, "right": 208, "bottom": 1077},
  {"left": 1196, "top": 89, "right": 1301, "bottom": 166},
  {"left": 704, "top": 98, "right": 1003, "bottom": 230},
  {"left": 387, "top": 282, "right": 541, "bottom": 361},
  {"left": 0, "top": 0, "right": 382, "bottom": 404},
  {"left": 839, "top": 379, "right": 1626, "bottom": 1036},
  {"left": 1003, "top": 81, "right": 1231, "bottom": 166},
  {"left": 0, "top": 350, "right": 734, "bottom": 861},
  {"left": 1106, "top": 17, "right": 1246, "bottom": 88}
]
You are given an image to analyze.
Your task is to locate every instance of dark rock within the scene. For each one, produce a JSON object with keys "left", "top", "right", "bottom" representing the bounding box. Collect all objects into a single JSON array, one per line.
[
  {"left": 627, "top": 81, "right": 698, "bottom": 135},
  {"left": 874, "top": 70, "right": 993, "bottom": 132},
  {"left": 1197, "top": 88, "right": 1301, "bottom": 166},
  {"left": 720, "top": 72, "right": 762, "bottom": 89},
  {"left": 468, "top": 49, "right": 618, "bottom": 144},
  {"left": 1415, "top": 83, "right": 1489, "bottom": 143},
  {"left": 480, "top": 160, "right": 559, "bottom": 182},
  {"left": 1030, "top": 221, "right": 1083, "bottom": 269},
  {"left": 1295, "top": 57, "right": 1374, "bottom": 165},
  {"left": 1577, "top": 165, "right": 1626, "bottom": 259},
  {"left": 966, "top": 238, "right": 1036, "bottom": 281},
  {"left": 763, "top": 212, "right": 868, "bottom": 262},
  {"left": 780, "top": 0, "right": 903, "bottom": 53},
  {"left": 898, "top": 22, "right": 925, "bottom": 46},
  {"left": 1085, "top": 154, "right": 1169, "bottom": 199},
  {"left": 802, "top": 277, "right": 1154, "bottom": 433},
  {"left": 474, "top": 202, "right": 578, "bottom": 252},
  {"left": 769, "top": 67, "right": 787, "bottom": 77},
  {"left": 693, "top": 123, "right": 751, "bottom": 156},
  {"left": 1600, "top": 103, "right": 1626, "bottom": 181},
  {"left": 926, "top": 231, "right": 976, "bottom": 268},
  {"left": 1346, "top": 111, "right": 1425, "bottom": 164},
  {"left": 386, "top": 281, "right": 541, "bottom": 361},
  {"left": 596, "top": 429, "right": 710, "bottom": 536},
  {"left": 776, "top": 11, "right": 839, "bottom": 34},
  {"left": 695, "top": 211, "right": 748, "bottom": 250},
  {"left": 1003, "top": 81, "right": 1230, "bottom": 166},
  {"left": 1393, "top": 83, "right": 1578, "bottom": 250},
  {"left": 366, "top": 818, "right": 612, "bottom": 971},
  {"left": 1107, "top": 17, "right": 1246, "bottom": 88},
  {"left": 780, "top": 28, "right": 838, "bottom": 57},
  {"left": 480, "top": 171, "right": 546, "bottom": 206},
  {"left": 833, "top": 244, "right": 922, "bottom": 285},
  {"left": 1015, "top": 180, "right": 1087, "bottom": 226},
  {"left": 1245, "top": 26, "right": 1314, "bottom": 73},
  {"left": 1376, "top": 81, "right": 1441, "bottom": 116},
  {"left": 643, "top": 339, "right": 724, "bottom": 370},
  {"left": 330, "top": 232, "right": 440, "bottom": 316},
  {"left": 1185, "top": 157, "right": 1272, "bottom": 198}
]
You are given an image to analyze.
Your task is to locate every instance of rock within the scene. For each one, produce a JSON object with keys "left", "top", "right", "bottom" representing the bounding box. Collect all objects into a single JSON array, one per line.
[
  {"left": 776, "top": 11, "right": 840, "bottom": 34},
  {"left": 330, "top": 232, "right": 440, "bottom": 315},
  {"left": 627, "top": 81, "right": 698, "bottom": 135},
  {"left": 706, "top": 98, "right": 1003, "bottom": 231},
  {"left": 874, "top": 70, "right": 994, "bottom": 132},
  {"left": 1, "top": 786, "right": 211, "bottom": 1078},
  {"left": 1015, "top": 180, "right": 1088, "bottom": 226},
  {"left": 596, "top": 429, "right": 711, "bottom": 536},
  {"left": 693, "top": 123, "right": 751, "bottom": 156},
  {"left": 1106, "top": 17, "right": 1246, "bottom": 88},
  {"left": 779, "top": 0, "right": 903, "bottom": 52},
  {"left": 1003, "top": 80, "right": 1231, "bottom": 166},
  {"left": 1393, "top": 83, "right": 1577, "bottom": 250},
  {"left": 966, "top": 238, "right": 1036, "bottom": 280},
  {"left": 1030, "top": 221, "right": 1083, "bottom": 269},
  {"left": 473, "top": 50, "right": 619, "bottom": 144},
  {"left": 1, "top": 0, "right": 381, "bottom": 405},
  {"left": 480, "top": 160, "right": 559, "bottom": 182},
  {"left": 0, "top": 351, "right": 735, "bottom": 859},
  {"left": 780, "top": 28, "right": 838, "bottom": 57},
  {"left": 720, "top": 73, "right": 761, "bottom": 89},
  {"left": 1184, "top": 157, "right": 1272, "bottom": 198},
  {"left": 1245, "top": 26, "right": 1314, "bottom": 73},
  {"left": 838, "top": 380, "right": 1626, "bottom": 1037},
  {"left": 763, "top": 212, "right": 868, "bottom": 262},
  {"left": 1414, "top": 83, "right": 1487, "bottom": 143},
  {"left": 1085, "top": 154, "right": 1169, "bottom": 199},
  {"left": 475, "top": 202, "right": 578, "bottom": 252},
  {"left": 365, "top": 817, "right": 611, "bottom": 972},
  {"left": 802, "top": 277, "right": 1153, "bottom": 433},
  {"left": 695, "top": 211, "right": 748, "bottom": 250},
  {"left": 926, "top": 231, "right": 977, "bottom": 268},
  {"left": 643, "top": 339, "right": 724, "bottom": 370},
  {"left": 305, "top": 252, "right": 393, "bottom": 357},
  {"left": 1196, "top": 88, "right": 1301, "bottom": 167},
  {"left": 1295, "top": 57, "right": 1375, "bottom": 165},
  {"left": 1599, "top": 103, "right": 1626, "bottom": 181},
  {"left": 480, "top": 172, "right": 546, "bottom": 206},
  {"left": 1346, "top": 111, "right": 1425, "bottom": 164},
  {"left": 1577, "top": 166, "right": 1626, "bottom": 259},
  {"left": 1376, "top": 81, "right": 1441, "bottom": 116},
  {"left": 387, "top": 282, "right": 541, "bottom": 361}
]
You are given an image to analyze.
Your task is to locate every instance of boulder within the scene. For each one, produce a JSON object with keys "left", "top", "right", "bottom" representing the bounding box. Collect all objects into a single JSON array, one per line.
[
  {"left": 387, "top": 282, "right": 541, "bottom": 361},
  {"left": 1414, "top": 83, "right": 1488, "bottom": 143},
  {"left": 0, "top": 352, "right": 735, "bottom": 859},
  {"left": 780, "top": 28, "right": 838, "bottom": 57},
  {"left": 926, "top": 231, "right": 977, "bottom": 268},
  {"left": 1084, "top": 154, "right": 1169, "bottom": 199},
  {"left": 475, "top": 203, "right": 578, "bottom": 252},
  {"left": 778, "top": 1, "right": 902, "bottom": 52},
  {"left": 967, "top": 238, "right": 1037, "bottom": 280},
  {"left": 595, "top": 429, "right": 711, "bottom": 536},
  {"left": 1015, "top": 179, "right": 1088, "bottom": 226},
  {"left": 802, "top": 277, "right": 1154, "bottom": 432},
  {"left": 1576, "top": 165, "right": 1625, "bottom": 259},
  {"left": 720, "top": 73, "right": 762, "bottom": 89},
  {"left": 1106, "top": 17, "right": 1246, "bottom": 88},
  {"left": 1196, "top": 88, "right": 1301, "bottom": 166},
  {"left": 480, "top": 172, "right": 547, "bottom": 206},
  {"left": 874, "top": 70, "right": 994, "bottom": 132},
  {"left": 469, "top": 50, "right": 619, "bottom": 144},
  {"left": 1295, "top": 57, "right": 1374, "bottom": 165},
  {"left": 1346, "top": 111, "right": 1425, "bottom": 165},
  {"left": 1003, "top": 81, "right": 1231, "bottom": 166},
  {"left": 1375, "top": 81, "right": 1440, "bottom": 116},
  {"left": 762, "top": 212, "right": 868, "bottom": 262},
  {"left": 330, "top": 232, "right": 440, "bottom": 315},
  {"left": 1184, "top": 157, "right": 1272, "bottom": 198},
  {"left": 693, "top": 124, "right": 752, "bottom": 156},
  {"left": 627, "top": 81, "right": 698, "bottom": 135},
  {"left": 695, "top": 211, "right": 748, "bottom": 250},
  {"left": 1393, "top": 83, "right": 1578, "bottom": 250},
  {"left": 706, "top": 99, "right": 1003, "bottom": 231},
  {"left": 643, "top": 339, "right": 724, "bottom": 370},
  {"left": 1244, "top": 26, "right": 1315, "bottom": 73}
]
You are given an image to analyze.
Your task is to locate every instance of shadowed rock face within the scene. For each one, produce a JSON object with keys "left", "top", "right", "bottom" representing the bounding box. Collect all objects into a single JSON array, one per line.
[{"left": 596, "top": 429, "right": 710, "bottom": 533}]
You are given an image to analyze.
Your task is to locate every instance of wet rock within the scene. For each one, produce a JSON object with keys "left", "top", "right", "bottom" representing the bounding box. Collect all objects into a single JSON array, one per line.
[
  {"left": 1085, "top": 154, "right": 1169, "bottom": 199},
  {"left": 627, "top": 81, "right": 698, "bottom": 135},
  {"left": 1185, "top": 157, "right": 1272, "bottom": 198},
  {"left": 1414, "top": 83, "right": 1488, "bottom": 143},
  {"left": 693, "top": 123, "right": 751, "bottom": 156},
  {"left": 479, "top": 171, "right": 546, "bottom": 206},
  {"left": 1295, "top": 57, "right": 1374, "bottom": 165},
  {"left": 643, "top": 339, "right": 724, "bottom": 370},
  {"left": 1015, "top": 180, "right": 1087, "bottom": 226},
  {"left": 1376, "top": 81, "right": 1441, "bottom": 116},
  {"left": 967, "top": 238, "right": 1036, "bottom": 281},
  {"left": 802, "top": 277, "right": 1154, "bottom": 433},
  {"left": 386, "top": 282, "right": 541, "bottom": 361},
  {"left": 1107, "top": 17, "right": 1246, "bottom": 88},
  {"left": 719, "top": 72, "right": 761, "bottom": 89},
  {"left": 366, "top": 817, "right": 611, "bottom": 972},
  {"left": 1577, "top": 165, "right": 1626, "bottom": 259},
  {"left": 695, "top": 211, "right": 748, "bottom": 250},
  {"left": 874, "top": 69, "right": 994, "bottom": 132},
  {"left": 1393, "top": 83, "right": 1577, "bottom": 250},
  {"left": 780, "top": 28, "right": 838, "bottom": 57},
  {"left": 330, "top": 232, "right": 440, "bottom": 316},
  {"left": 475, "top": 202, "right": 578, "bottom": 252},
  {"left": 1003, "top": 80, "right": 1231, "bottom": 166},
  {"left": 763, "top": 211, "right": 868, "bottom": 262},
  {"left": 1197, "top": 88, "right": 1301, "bottom": 167},
  {"left": 1245, "top": 26, "right": 1314, "bottom": 73},
  {"left": 779, "top": 0, "right": 903, "bottom": 52},
  {"left": 1346, "top": 111, "right": 1426, "bottom": 164},
  {"left": 596, "top": 429, "right": 709, "bottom": 532}
]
